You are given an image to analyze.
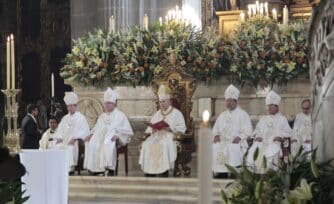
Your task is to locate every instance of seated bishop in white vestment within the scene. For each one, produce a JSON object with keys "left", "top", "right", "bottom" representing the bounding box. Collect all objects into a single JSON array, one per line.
[
  {"left": 39, "top": 117, "right": 61, "bottom": 149},
  {"left": 54, "top": 92, "right": 90, "bottom": 172},
  {"left": 291, "top": 99, "right": 312, "bottom": 156},
  {"left": 139, "top": 85, "right": 186, "bottom": 176},
  {"left": 247, "top": 91, "right": 292, "bottom": 173},
  {"left": 212, "top": 85, "right": 253, "bottom": 176},
  {"left": 84, "top": 88, "right": 134, "bottom": 175}
]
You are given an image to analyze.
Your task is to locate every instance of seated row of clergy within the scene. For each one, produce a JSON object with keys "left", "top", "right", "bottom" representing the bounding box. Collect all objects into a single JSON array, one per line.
[
  {"left": 212, "top": 85, "right": 311, "bottom": 178},
  {"left": 39, "top": 85, "right": 185, "bottom": 176},
  {"left": 38, "top": 85, "right": 311, "bottom": 177}
]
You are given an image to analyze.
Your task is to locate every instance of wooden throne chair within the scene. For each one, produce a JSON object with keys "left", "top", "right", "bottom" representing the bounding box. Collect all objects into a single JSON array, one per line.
[{"left": 140, "top": 55, "right": 196, "bottom": 177}]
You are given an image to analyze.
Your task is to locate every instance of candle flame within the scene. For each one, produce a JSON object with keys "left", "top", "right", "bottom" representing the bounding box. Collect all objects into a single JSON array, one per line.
[
  {"left": 7, "top": 36, "right": 10, "bottom": 42},
  {"left": 10, "top": 34, "right": 14, "bottom": 40},
  {"left": 202, "top": 110, "right": 210, "bottom": 123}
]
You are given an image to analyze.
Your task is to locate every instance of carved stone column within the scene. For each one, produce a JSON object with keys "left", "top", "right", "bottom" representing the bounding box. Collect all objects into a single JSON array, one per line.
[
  {"left": 202, "top": 0, "right": 213, "bottom": 28},
  {"left": 309, "top": 0, "right": 334, "bottom": 162}
]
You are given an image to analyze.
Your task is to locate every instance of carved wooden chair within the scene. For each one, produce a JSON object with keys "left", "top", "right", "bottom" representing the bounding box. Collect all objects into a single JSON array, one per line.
[
  {"left": 140, "top": 57, "right": 196, "bottom": 177},
  {"left": 115, "top": 144, "right": 129, "bottom": 176},
  {"left": 76, "top": 97, "right": 129, "bottom": 176}
]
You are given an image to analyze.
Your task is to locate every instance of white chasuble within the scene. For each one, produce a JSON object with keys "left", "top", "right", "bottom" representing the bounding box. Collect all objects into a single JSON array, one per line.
[
  {"left": 139, "top": 106, "right": 186, "bottom": 174},
  {"left": 39, "top": 128, "right": 59, "bottom": 149},
  {"left": 247, "top": 113, "right": 292, "bottom": 173},
  {"left": 84, "top": 108, "right": 133, "bottom": 172},
  {"left": 54, "top": 111, "right": 90, "bottom": 171},
  {"left": 212, "top": 107, "right": 253, "bottom": 173},
  {"left": 292, "top": 112, "right": 312, "bottom": 156}
]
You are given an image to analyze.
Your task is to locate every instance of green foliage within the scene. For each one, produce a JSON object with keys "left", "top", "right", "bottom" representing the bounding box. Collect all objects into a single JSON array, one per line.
[
  {"left": 221, "top": 147, "right": 334, "bottom": 204},
  {"left": 0, "top": 181, "right": 29, "bottom": 204},
  {"left": 227, "top": 17, "right": 309, "bottom": 88},
  {"left": 61, "top": 18, "right": 309, "bottom": 88},
  {"left": 61, "top": 21, "right": 228, "bottom": 86}
]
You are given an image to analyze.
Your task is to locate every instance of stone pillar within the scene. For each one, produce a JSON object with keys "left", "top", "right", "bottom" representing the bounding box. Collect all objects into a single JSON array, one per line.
[{"left": 309, "top": 0, "right": 334, "bottom": 162}]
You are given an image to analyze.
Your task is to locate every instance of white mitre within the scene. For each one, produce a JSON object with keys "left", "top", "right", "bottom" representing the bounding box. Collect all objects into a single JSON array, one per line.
[
  {"left": 265, "top": 90, "right": 281, "bottom": 105},
  {"left": 158, "top": 84, "right": 171, "bottom": 100},
  {"left": 224, "top": 84, "right": 240, "bottom": 100},
  {"left": 104, "top": 87, "right": 117, "bottom": 103},
  {"left": 64, "top": 92, "right": 78, "bottom": 105}
]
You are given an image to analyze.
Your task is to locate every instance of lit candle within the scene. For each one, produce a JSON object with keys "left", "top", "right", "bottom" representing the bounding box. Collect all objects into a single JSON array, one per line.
[
  {"left": 51, "top": 73, "right": 55, "bottom": 98},
  {"left": 272, "top": 8, "right": 277, "bottom": 20},
  {"left": 159, "top": 17, "right": 163, "bottom": 25},
  {"left": 198, "top": 110, "right": 212, "bottom": 204},
  {"left": 10, "top": 34, "right": 15, "bottom": 89},
  {"left": 283, "top": 5, "right": 289, "bottom": 26},
  {"left": 109, "top": 15, "right": 115, "bottom": 33},
  {"left": 248, "top": 4, "right": 252, "bottom": 17},
  {"left": 143, "top": 13, "right": 149, "bottom": 30},
  {"left": 260, "top": 3, "right": 264, "bottom": 16},
  {"left": 240, "top": 12, "right": 245, "bottom": 22},
  {"left": 256, "top": 1, "right": 260, "bottom": 13},
  {"left": 252, "top": 4, "right": 257, "bottom": 16},
  {"left": 6, "top": 36, "right": 10, "bottom": 90},
  {"left": 264, "top": 2, "right": 269, "bottom": 16}
]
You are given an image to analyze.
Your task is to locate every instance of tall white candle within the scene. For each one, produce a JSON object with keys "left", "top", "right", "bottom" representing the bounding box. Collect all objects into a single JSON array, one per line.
[
  {"left": 51, "top": 73, "right": 55, "bottom": 98},
  {"left": 10, "top": 34, "right": 15, "bottom": 89},
  {"left": 252, "top": 4, "right": 257, "bottom": 16},
  {"left": 143, "top": 13, "right": 149, "bottom": 30},
  {"left": 6, "top": 36, "right": 10, "bottom": 90},
  {"left": 264, "top": 2, "right": 269, "bottom": 16},
  {"left": 198, "top": 110, "right": 212, "bottom": 204},
  {"left": 240, "top": 12, "right": 245, "bottom": 22},
  {"left": 248, "top": 4, "right": 252, "bottom": 17},
  {"left": 260, "top": 3, "right": 264, "bottom": 16},
  {"left": 256, "top": 1, "right": 260, "bottom": 13},
  {"left": 109, "top": 15, "right": 115, "bottom": 33},
  {"left": 272, "top": 8, "right": 277, "bottom": 20},
  {"left": 159, "top": 17, "right": 163, "bottom": 26},
  {"left": 283, "top": 5, "right": 289, "bottom": 26}
]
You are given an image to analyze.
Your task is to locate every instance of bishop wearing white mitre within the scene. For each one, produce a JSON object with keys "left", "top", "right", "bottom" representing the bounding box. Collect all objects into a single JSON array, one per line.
[
  {"left": 139, "top": 85, "right": 186, "bottom": 177},
  {"left": 84, "top": 87, "right": 134, "bottom": 176},
  {"left": 247, "top": 91, "right": 292, "bottom": 173},
  {"left": 212, "top": 85, "right": 253, "bottom": 178},
  {"left": 54, "top": 92, "right": 90, "bottom": 172},
  {"left": 291, "top": 99, "right": 312, "bottom": 156}
]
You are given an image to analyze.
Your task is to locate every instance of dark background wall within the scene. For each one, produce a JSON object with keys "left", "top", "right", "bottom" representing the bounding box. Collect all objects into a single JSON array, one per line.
[{"left": 0, "top": 0, "right": 71, "bottom": 144}]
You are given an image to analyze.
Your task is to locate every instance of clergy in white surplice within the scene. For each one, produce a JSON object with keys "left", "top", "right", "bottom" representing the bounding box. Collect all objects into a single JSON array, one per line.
[
  {"left": 291, "top": 99, "right": 312, "bottom": 156},
  {"left": 139, "top": 85, "right": 186, "bottom": 177},
  {"left": 54, "top": 92, "right": 90, "bottom": 172},
  {"left": 39, "top": 116, "right": 60, "bottom": 149},
  {"left": 212, "top": 85, "right": 253, "bottom": 178},
  {"left": 84, "top": 88, "right": 134, "bottom": 175},
  {"left": 247, "top": 91, "right": 292, "bottom": 173}
]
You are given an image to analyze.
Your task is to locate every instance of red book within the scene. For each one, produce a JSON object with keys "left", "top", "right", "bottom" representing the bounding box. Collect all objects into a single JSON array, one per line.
[{"left": 145, "top": 120, "right": 169, "bottom": 131}]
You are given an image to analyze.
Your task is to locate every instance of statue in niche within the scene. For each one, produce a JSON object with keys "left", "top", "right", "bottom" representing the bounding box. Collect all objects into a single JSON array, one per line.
[{"left": 213, "top": 0, "right": 241, "bottom": 11}]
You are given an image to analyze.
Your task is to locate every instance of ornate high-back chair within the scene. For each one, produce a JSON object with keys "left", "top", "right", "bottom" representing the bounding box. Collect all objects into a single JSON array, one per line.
[{"left": 150, "top": 56, "right": 196, "bottom": 177}]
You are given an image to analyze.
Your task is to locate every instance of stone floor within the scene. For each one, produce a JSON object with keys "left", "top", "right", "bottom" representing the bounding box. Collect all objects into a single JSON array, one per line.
[{"left": 70, "top": 202, "right": 174, "bottom": 204}]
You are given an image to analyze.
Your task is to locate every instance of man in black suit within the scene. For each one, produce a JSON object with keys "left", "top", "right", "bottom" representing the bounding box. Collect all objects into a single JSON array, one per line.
[{"left": 21, "top": 104, "right": 42, "bottom": 149}]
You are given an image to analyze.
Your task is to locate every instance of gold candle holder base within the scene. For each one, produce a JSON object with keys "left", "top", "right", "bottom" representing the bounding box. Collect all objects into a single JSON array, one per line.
[{"left": 1, "top": 89, "right": 21, "bottom": 153}]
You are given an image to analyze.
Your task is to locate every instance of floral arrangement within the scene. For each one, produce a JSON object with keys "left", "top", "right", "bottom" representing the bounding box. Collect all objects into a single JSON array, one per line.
[
  {"left": 221, "top": 148, "right": 334, "bottom": 204},
  {"left": 60, "top": 21, "right": 227, "bottom": 86},
  {"left": 60, "top": 18, "right": 309, "bottom": 88},
  {"left": 227, "top": 17, "right": 309, "bottom": 87}
]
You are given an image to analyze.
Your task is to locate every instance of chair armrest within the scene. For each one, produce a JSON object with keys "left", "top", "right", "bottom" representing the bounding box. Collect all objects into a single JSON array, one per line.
[
  {"left": 139, "top": 133, "right": 150, "bottom": 141},
  {"left": 174, "top": 132, "right": 193, "bottom": 141}
]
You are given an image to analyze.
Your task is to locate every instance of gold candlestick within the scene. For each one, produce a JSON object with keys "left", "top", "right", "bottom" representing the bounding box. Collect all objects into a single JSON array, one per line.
[{"left": 1, "top": 89, "right": 21, "bottom": 153}]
